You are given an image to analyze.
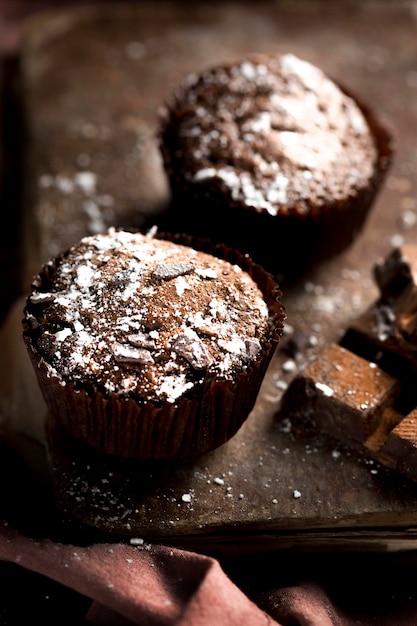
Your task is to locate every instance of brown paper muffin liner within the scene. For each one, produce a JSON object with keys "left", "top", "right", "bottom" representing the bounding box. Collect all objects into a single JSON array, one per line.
[
  {"left": 22, "top": 232, "right": 285, "bottom": 461},
  {"left": 157, "top": 82, "right": 393, "bottom": 284}
]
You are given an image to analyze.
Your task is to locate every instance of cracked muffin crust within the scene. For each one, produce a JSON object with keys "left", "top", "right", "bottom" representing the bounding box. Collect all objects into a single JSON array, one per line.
[
  {"left": 158, "top": 53, "right": 393, "bottom": 281},
  {"left": 22, "top": 228, "right": 285, "bottom": 460}
]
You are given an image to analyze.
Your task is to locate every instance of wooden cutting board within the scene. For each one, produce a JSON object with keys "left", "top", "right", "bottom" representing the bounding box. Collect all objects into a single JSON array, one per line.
[{"left": 5, "top": 0, "right": 417, "bottom": 555}]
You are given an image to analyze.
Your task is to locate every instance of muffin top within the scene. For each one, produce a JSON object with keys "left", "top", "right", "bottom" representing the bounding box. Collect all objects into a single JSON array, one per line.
[
  {"left": 160, "top": 53, "right": 378, "bottom": 216},
  {"left": 23, "top": 229, "right": 271, "bottom": 403}
]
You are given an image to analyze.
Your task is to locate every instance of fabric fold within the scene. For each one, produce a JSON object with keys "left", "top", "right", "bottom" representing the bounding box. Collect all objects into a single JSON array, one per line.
[{"left": 0, "top": 522, "right": 275, "bottom": 626}]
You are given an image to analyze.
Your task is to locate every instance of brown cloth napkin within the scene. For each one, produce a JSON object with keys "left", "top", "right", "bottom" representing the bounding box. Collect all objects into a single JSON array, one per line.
[
  {"left": 2, "top": 521, "right": 417, "bottom": 626},
  {"left": 0, "top": 522, "right": 272, "bottom": 626}
]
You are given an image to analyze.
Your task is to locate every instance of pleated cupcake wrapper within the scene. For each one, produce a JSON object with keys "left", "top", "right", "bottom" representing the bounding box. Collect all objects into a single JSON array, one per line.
[
  {"left": 23, "top": 235, "right": 285, "bottom": 461},
  {"left": 26, "top": 343, "right": 273, "bottom": 461}
]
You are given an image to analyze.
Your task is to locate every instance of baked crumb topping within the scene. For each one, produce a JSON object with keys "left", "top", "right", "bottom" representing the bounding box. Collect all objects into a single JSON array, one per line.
[{"left": 25, "top": 229, "right": 269, "bottom": 403}]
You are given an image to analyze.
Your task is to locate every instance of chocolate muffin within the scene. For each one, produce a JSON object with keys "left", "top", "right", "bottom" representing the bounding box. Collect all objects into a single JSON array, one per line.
[
  {"left": 22, "top": 228, "right": 285, "bottom": 461},
  {"left": 158, "top": 53, "right": 393, "bottom": 281}
]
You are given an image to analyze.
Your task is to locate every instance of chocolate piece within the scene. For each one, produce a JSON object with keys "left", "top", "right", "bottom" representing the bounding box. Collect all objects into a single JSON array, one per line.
[
  {"left": 284, "top": 343, "right": 400, "bottom": 445},
  {"left": 279, "top": 245, "right": 417, "bottom": 482},
  {"left": 127, "top": 332, "right": 156, "bottom": 350},
  {"left": 27, "top": 292, "right": 55, "bottom": 305},
  {"left": 378, "top": 409, "right": 417, "bottom": 479},
  {"left": 341, "top": 245, "right": 417, "bottom": 378},
  {"left": 111, "top": 342, "right": 155, "bottom": 365},
  {"left": 374, "top": 244, "right": 417, "bottom": 296},
  {"left": 152, "top": 262, "right": 195, "bottom": 281},
  {"left": 172, "top": 328, "right": 213, "bottom": 370}
]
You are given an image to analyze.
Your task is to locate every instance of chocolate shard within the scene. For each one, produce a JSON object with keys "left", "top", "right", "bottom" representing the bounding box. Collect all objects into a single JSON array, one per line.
[
  {"left": 152, "top": 262, "right": 195, "bottom": 281},
  {"left": 342, "top": 245, "right": 417, "bottom": 370},
  {"left": 111, "top": 342, "right": 155, "bottom": 365},
  {"left": 281, "top": 343, "right": 400, "bottom": 446},
  {"left": 127, "top": 332, "right": 156, "bottom": 350},
  {"left": 27, "top": 292, "right": 56, "bottom": 305},
  {"left": 377, "top": 408, "right": 417, "bottom": 480},
  {"left": 278, "top": 244, "right": 417, "bottom": 484},
  {"left": 374, "top": 244, "right": 417, "bottom": 297},
  {"left": 375, "top": 246, "right": 417, "bottom": 347},
  {"left": 172, "top": 328, "right": 213, "bottom": 370}
]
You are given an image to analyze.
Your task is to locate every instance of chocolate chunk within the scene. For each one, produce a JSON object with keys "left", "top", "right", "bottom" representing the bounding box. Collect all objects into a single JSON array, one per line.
[
  {"left": 342, "top": 246, "right": 417, "bottom": 370},
  {"left": 281, "top": 343, "right": 400, "bottom": 445},
  {"left": 127, "top": 332, "right": 156, "bottom": 350},
  {"left": 111, "top": 342, "right": 155, "bottom": 365},
  {"left": 28, "top": 292, "right": 56, "bottom": 305},
  {"left": 172, "top": 328, "right": 213, "bottom": 370},
  {"left": 374, "top": 244, "right": 417, "bottom": 297},
  {"left": 152, "top": 262, "right": 195, "bottom": 281},
  {"left": 278, "top": 245, "right": 417, "bottom": 484},
  {"left": 374, "top": 303, "right": 396, "bottom": 342},
  {"left": 377, "top": 408, "right": 417, "bottom": 480}
]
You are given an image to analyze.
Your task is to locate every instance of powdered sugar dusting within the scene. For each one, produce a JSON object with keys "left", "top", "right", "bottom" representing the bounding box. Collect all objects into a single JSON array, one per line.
[
  {"left": 174, "top": 53, "right": 377, "bottom": 216},
  {"left": 25, "top": 229, "right": 270, "bottom": 404}
]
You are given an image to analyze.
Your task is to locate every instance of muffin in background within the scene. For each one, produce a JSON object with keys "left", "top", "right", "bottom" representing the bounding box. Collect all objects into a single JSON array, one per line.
[
  {"left": 158, "top": 53, "right": 393, "bottom": 282},
  {"left": 22, "top": 228, "right": 285, "bottom": 462}
]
